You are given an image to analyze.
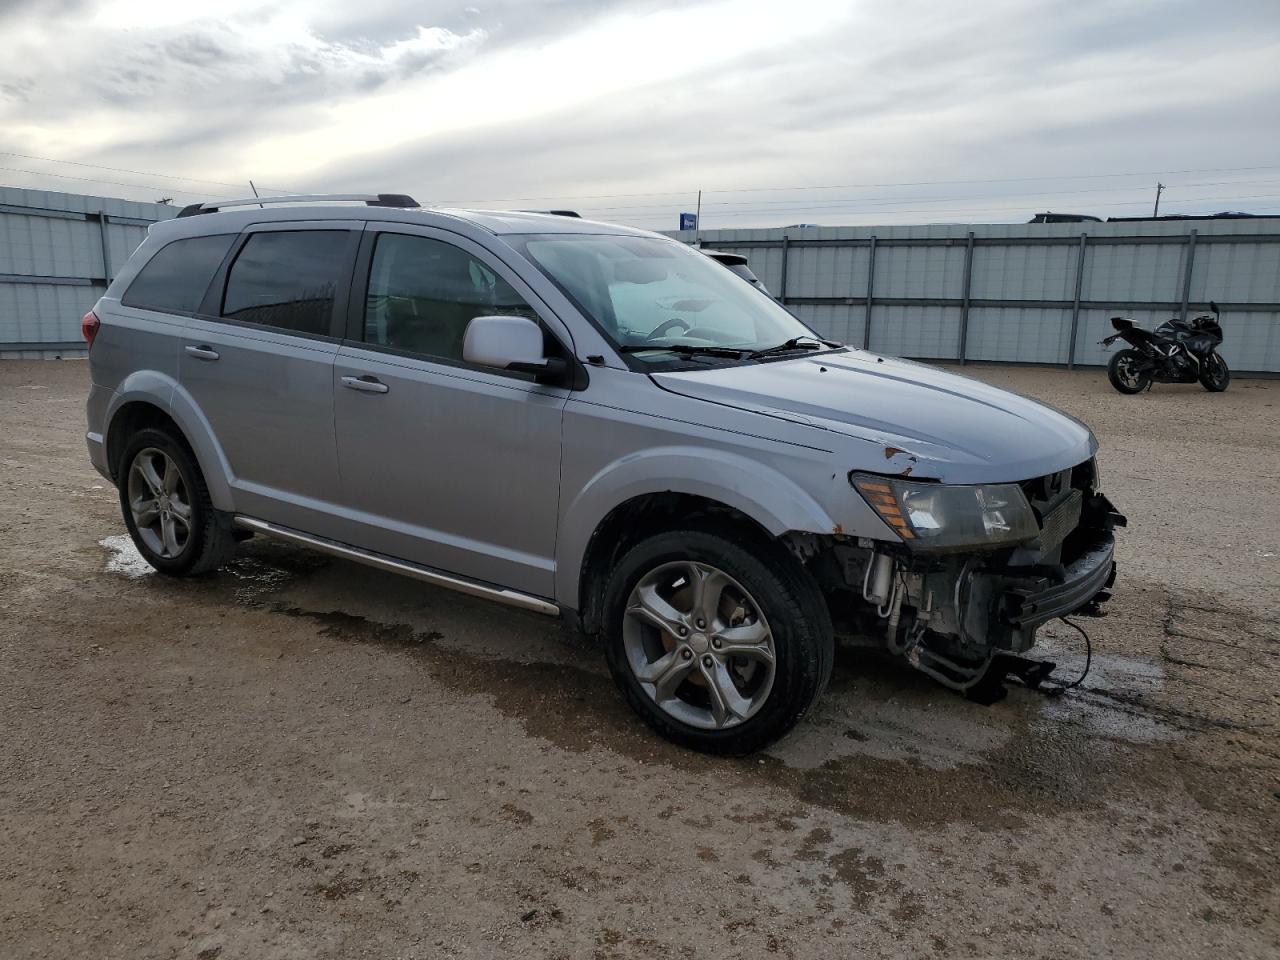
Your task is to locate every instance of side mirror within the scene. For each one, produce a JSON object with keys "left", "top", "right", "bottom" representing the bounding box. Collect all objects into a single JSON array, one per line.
[
  {"left": 1209, "top": 300, "right": 1220, "bottom": 316},
  {"left": 463, "top": 315, "right": 567, "bottom": 379}
]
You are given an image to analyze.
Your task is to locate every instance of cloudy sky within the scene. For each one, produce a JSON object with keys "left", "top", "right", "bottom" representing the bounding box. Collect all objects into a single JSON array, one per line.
[{"left": 2, "top": 0, "right": 1278, "bottom": 228}]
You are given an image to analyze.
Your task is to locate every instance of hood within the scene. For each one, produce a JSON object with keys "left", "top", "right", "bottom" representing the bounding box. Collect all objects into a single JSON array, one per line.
[{"left": 651, "top": 351, "right": 1097, "bottom": 484}]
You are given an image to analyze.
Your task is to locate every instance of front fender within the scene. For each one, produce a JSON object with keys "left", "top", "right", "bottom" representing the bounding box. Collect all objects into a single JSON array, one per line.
[{"left": 554, "top": 445, "right": 841, "bottom": 607}]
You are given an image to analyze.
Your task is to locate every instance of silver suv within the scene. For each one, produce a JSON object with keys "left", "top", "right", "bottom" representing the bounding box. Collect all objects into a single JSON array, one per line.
[{"left": 84, "top": 194, "right": 1125, "bottom": 754}]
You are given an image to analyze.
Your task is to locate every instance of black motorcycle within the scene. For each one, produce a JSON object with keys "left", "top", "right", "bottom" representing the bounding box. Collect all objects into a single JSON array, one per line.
[{"left": 1101, "top": 301, "right": 1230, "bottom": 394}]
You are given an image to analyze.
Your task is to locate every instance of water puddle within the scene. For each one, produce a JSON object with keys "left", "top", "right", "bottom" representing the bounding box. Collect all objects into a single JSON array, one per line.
[
  {"left": 1033, "top": 627, "right": 1178, "bottom": 743},
  {"left": 768, "top": 682, "right": 1013, "bottom": 771},
  {"left": 99, "top": 534, "right": 154, "bottom": 579},
  {"left": 224, "top": 554, "right": 302, "bottom": 604}
]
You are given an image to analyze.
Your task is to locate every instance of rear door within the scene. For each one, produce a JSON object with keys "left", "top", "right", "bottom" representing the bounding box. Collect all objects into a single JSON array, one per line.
[
  {"left": 328, "top": 225, "right": 572, "bottom": 598},
  {"left": 180, "top": 222, "right": 360, "bottom": 535}
]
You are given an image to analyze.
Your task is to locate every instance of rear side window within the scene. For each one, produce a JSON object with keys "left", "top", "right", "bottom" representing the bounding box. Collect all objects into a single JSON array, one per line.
[
  {"left": 221, "top": 231, "right": 351, "bottom": 336},
  {"left": 121, "top": 234, "right": 235, "bottom": 314}
]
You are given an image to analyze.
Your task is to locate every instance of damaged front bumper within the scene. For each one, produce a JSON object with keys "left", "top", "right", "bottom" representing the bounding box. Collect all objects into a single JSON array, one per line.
[
  {"left": 832, "top": 489, "right": 1126, "bottom": 692},
  {"left": 951, "top": 490, "right": 1126, "bottom": 648},
  {"left": 999, "top": 533, "right": 1117, "bottom": 631}
]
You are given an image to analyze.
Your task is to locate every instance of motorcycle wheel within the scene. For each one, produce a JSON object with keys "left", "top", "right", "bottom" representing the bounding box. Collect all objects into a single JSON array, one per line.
[
  {"left": 1199, "top": 353, "right": 1230, "bottom": 392},
  {"left": 1107, "top": 350, "right": 1151, "bottom": 394}
]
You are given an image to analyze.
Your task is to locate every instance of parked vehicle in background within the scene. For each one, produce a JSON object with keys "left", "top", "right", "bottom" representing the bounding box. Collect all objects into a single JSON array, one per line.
[
  {"left": 1102, "top": 302, "right": 1229, "bottom": 393},
  {"left": 83, "top": 194, "right": 1125, "bottom": 754},
  {"left": 700, "top": 249, "right": 772, "bottom": 296}
]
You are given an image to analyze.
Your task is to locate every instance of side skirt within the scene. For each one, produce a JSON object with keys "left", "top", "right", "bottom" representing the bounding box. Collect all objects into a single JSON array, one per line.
[{"left": 233, "top": 515, "right": 561, "bottom": 617}]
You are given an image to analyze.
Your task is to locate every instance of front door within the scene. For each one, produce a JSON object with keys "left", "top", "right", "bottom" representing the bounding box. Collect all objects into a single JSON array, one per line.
[{"left": 330, "top": 226, "right": 570, "bottom": 598}]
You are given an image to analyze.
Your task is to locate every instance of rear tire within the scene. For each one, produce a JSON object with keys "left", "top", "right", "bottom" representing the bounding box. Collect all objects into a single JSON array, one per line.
[
  {"left": 1199, "top": 353, "right": 1230, "bottom": 392},
  {"left": 601, "top": 527, "right": 833, "bottom": 755},
  {"left": 1107, "top": 349, "right": 1150, "bottom": 394},
  {"left": 117, "top": 427, "right": 237, "bottom": 576}
]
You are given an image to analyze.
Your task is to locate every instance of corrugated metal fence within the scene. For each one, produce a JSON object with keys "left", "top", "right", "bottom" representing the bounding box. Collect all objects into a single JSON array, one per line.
[
  {"left": 3, "top": 186, "right": 1278, "bottom": 371},
  {"left": 675, "top": 219, "right": 1280, "bottom": 373},
  {"left": 0, "top": 187, "right": 174, "bottom": 358}
]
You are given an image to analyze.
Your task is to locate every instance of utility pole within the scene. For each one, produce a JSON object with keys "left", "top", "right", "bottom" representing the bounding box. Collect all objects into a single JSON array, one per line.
[
  {"left": 695, "top": 189, "right": 702, "bottom": 243},
  {"left": 1153, "top": 182, "right": 1165, "bottom": 217}
]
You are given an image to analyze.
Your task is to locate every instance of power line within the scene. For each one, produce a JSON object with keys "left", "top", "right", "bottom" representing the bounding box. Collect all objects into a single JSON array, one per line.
[
  {"left": 0, "top": 151, "right": 298, "bottom": 194},
  {"left": 0, "top": 165, "right": 243, "bottom": 199},
  {"left": 436, "top": 164, "right": 1280, "bottom": 205},
  {"left": 578, "top": 192, "right": 1280, "bottom": 227},
  {"left": 668, "top": 192, "right": 1280, "bottom": 223},
  {"left": 4, "top": 160, "right": 1274, "bottom": 224},
  {"left": 533, "top": 178, "right": 1280, "bottom": 216},
  {"left": 694, "top": 177, "right": 1280, "bottom": 209}
]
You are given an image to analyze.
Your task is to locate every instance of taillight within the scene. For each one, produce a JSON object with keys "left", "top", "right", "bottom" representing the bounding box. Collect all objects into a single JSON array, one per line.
[{"left": 81, "top": 310, "right": 100, "bottom": 350}]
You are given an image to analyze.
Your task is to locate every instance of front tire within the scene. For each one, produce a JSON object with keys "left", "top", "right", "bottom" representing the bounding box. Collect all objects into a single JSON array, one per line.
[
  {"left": 1107, "top": 349, "right": 1151, "bottom": 394},
  {"left": 601, "top": 528, "right": 833, "bottom": 755},
  {"left": 1199, "top": 353, "right": 1230, "bottom": 392},
  {"left": 118, "top": 427, "right": 237, "bottom": 576}
]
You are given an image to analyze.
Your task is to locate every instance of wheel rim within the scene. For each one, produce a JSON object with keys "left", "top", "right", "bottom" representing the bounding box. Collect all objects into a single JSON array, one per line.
[
  {"left": 1115, "top": 355, "right": 1143, "bottom": 389},
  {"left": 622, "top": 560, "right": 776, "bottom": 730},
  {"left": 126, "top": 447, "right": 192, "bottom": 560},
  {"left": 1208, "top": 356, "right": 1227, "bottom": 387}
]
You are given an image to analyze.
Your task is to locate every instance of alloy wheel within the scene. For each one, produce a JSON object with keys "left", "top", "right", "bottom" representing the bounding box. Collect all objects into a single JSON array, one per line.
[
  {"left": 1205, "top": 355, "right": 1228, "bottom": 389},
  {"left": 622, "top": 560, "right": 776, "bottom": 730},
  {"left": 126, "top": 447, "right": 192, "bottom": 559},
  {"left": 1114, "top": 355, "right": 1143, "bottom": 389}
]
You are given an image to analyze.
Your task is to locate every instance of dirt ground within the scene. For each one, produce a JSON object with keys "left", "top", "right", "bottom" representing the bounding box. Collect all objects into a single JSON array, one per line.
[{"left": 1, "top": 359, "right": 1277, "bottom": 960}]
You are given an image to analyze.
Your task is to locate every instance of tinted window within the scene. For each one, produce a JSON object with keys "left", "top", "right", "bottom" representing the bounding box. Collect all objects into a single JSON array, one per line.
[
  {"left": 364, "top": 233, "right": 538, "bottom": 361},
  {"left": 121, "top": 234, "right": 235, "bottom": 314},
  {"left": 221, "top": 231, "right": 351, "bottom": 335}
]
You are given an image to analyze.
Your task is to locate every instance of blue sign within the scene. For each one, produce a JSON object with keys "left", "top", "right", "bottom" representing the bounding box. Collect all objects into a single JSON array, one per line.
[{"left": 679, "top": 212, "right": 698, "bottom": 231}]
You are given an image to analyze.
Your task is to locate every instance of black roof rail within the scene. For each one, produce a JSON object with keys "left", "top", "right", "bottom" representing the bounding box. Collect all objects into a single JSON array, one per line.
[
  {"left": 176, "top": 193, "right": 420, "bottom": 218},
  {"left": 518, "top": 209, "right": 582, "bottom": 218}
]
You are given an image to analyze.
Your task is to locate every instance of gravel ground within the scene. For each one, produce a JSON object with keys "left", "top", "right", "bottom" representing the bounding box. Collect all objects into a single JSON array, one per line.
[{"left": 1, "top": 359, "right": 1277, "bottom": 960}]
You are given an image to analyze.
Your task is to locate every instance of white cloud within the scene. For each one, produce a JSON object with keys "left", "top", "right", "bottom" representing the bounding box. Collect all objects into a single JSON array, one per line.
[
  {"left": 0, "top": 4, "right": 486, "bottom": 172},
  {"left": 1, "top": 0, "right": 1278, "bottom": 226}
]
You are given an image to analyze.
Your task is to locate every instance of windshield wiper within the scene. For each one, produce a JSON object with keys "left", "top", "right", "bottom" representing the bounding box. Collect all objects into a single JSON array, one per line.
[
  {"left": 619, "top": 343, "right": 749, "bottom": 358},
  {"left": 747, "top": 335, "right": 839, "bottom": 359}
]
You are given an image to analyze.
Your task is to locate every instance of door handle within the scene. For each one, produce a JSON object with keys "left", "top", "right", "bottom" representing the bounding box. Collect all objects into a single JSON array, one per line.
[
  {"left": 184, "top": 345, "right": 220, "bottom": 361},
  {"left": 341, "top": 375, "right": 390, "bottom": 394}
]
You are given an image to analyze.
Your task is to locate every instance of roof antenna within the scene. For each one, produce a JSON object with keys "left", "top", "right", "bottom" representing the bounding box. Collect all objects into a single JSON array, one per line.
[{"left": 249, "top": 180, "right": 264, "bottom": 209}]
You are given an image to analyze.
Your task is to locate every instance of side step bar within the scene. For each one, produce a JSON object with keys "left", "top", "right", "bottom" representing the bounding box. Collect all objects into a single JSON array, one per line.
[{"left": 233, "top": 516, "right": 560, "bottom": 617}]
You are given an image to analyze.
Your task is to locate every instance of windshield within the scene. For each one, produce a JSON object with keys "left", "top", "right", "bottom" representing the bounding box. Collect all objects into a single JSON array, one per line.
[{"left": 510, "top": 234, "right": 824, "bottom": 364}]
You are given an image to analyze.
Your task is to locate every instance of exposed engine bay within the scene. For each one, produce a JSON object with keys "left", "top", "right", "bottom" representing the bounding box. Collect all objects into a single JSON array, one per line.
[{"left": 799, "top": 458, "right": 1126, "bottom": 693}]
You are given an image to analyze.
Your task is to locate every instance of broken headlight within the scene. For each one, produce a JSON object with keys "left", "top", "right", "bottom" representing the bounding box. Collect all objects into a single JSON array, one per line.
[{"left": 852, "top": 474, "right": 1038, "bottom": 551}]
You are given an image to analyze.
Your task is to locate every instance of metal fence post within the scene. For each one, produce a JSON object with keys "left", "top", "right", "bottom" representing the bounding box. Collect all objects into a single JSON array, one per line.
[
  {"left": 97, "top": 212, "right": 112, "bottom": 285},
  {"left": 778, "top": 234, "right": 790, "bottom": 304},
  {"left": 957, "top": 231, "right": 974, "bottom": 364},
  {"left": 1066, "top": 232, "right": 1088, "bottom": 369},
  {"left": 863, "top": 235, "right": 876, "bottom": 350},
  {"left": 1179, "top": 229, "right": 1198, "bottom": 321}
]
